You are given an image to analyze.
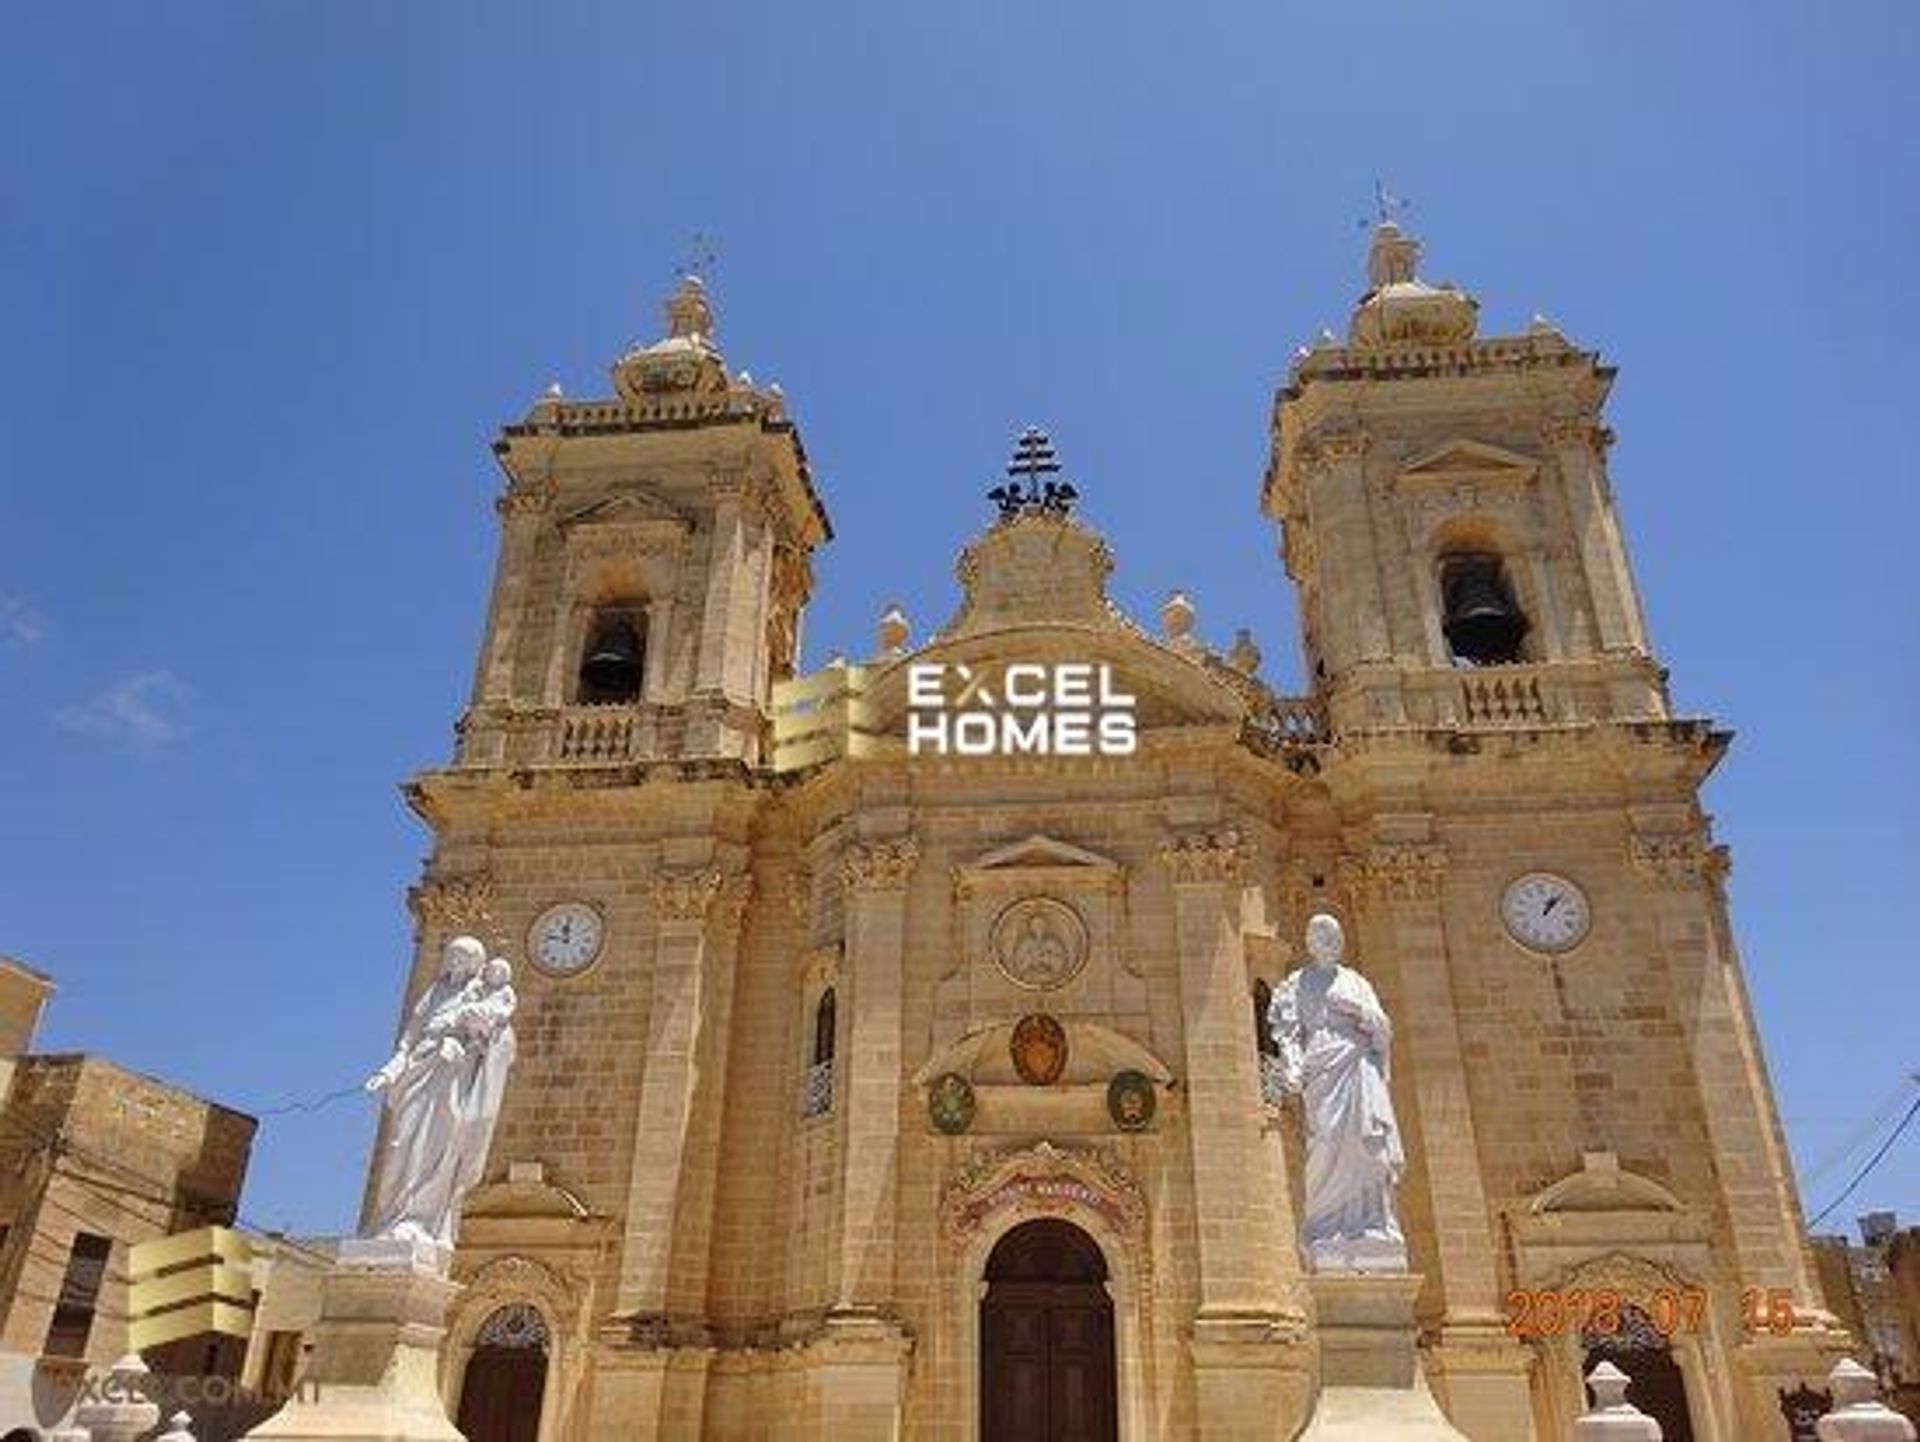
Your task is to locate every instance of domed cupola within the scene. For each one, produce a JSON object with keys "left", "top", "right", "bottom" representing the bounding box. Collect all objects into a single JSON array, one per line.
[
  {"left": 612, "top": 274, "right": 731, "bottom": 400},
  {"left": 1348, "top": 221, "right": 1479, "bottom": 349}
]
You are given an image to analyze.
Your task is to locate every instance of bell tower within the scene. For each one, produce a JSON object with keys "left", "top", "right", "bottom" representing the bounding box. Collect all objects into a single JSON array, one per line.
[
  {"left": 458, "top": 274, "right": 830, "bottom": 769},
  {"left": 1262, "top": 222, "right": 1666, "bottom": 733}
]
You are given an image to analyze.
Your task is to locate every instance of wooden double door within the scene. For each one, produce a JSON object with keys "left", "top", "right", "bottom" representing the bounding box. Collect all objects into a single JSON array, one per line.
[{"left": 980, "top": 1219, "right": 1119, "bottom": 1442}]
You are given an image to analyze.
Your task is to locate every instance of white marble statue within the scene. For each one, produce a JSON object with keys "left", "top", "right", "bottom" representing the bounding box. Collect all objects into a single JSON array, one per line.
[
  {"left": 1268, "top": 913, "right": 1408, "bottom": 1271},
  {"left": 364, "top": 935, "right": 519, "bottom": 1253}
]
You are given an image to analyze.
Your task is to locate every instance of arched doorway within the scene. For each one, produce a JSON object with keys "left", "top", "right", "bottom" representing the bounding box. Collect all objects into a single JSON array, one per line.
[
  {"left": 456, "top": 1303, "right": 549, "bottom": 1442},
  {"left": 1582, "top": 1305, "right": 1694, "bottom": 1442},
  {"left": 980, "top": 1218, "right": 1117, "bottom": 1442}
]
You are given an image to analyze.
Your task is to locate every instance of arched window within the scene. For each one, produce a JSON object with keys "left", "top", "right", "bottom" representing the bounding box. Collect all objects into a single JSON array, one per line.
[
  {"left": 1253, "top": 979, "right": 1278, "bottom": 1057},
  {"left": 1438, "top": 552, "right": 1529, "bottom": 666},
  {"left": 577, "top": 603, "right": 648, "bottom": 703},
  {"left": 803, "top": 986, "right": 837, "bottom": 1118},
  {"left": 812, "top": 987, "right": 837, "bottom": 1066}
]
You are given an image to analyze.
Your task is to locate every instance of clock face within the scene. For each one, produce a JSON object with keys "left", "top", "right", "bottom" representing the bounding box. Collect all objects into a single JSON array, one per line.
[
  {"left": 1501, "top": 872, "right": 1591, "bottom": 954},
  {"left": 529, "top": 902, "right": 604, "bottom": 974}
]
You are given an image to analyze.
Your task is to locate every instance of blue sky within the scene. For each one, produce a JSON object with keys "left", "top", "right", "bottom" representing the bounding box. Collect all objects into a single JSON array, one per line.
[{"left": 3, "top": 3, "right": 1915, "bottom": 1238}]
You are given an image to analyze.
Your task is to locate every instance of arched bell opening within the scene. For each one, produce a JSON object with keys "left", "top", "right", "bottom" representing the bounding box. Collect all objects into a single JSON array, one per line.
[
  {"left": 576, "top": 603, "right": 648, "bottom": 703},
  {"left": 1438, "top": 551, "right": 1530, "bottom": 666}
]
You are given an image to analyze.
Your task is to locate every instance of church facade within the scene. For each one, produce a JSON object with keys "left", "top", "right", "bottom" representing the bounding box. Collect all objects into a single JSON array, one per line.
[{"left": 384, "top": 228, "right": 1848, "bottom": 1440}]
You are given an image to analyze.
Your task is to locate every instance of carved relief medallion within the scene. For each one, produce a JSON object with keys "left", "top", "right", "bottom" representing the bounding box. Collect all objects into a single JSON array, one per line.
[
  {"left": 991, "top": 896, "right": 1088, "bottom": 990},
  {"left": 1010, "top": 1013, "right": 1069, "bottom": 1086},
  {"left": 1106, "top": 1070, "right": 1156, "bottom": 1132},
  {"left": 928, "top": 1072, "right": 977, "bottom": 1135}
]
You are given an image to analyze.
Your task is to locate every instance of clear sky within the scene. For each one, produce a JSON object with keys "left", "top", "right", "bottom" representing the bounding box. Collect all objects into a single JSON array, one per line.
[{"left": 3, "top": 2, "right": 1915, "bottom": 1239}]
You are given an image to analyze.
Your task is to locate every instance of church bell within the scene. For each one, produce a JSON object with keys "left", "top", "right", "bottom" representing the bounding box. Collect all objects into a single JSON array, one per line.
[
  {"left": 1440, "top": 557, "right": 1528, "bottom": 665},
  {"left": 580, "top": 616, "right": 645, "bottom": 700}
]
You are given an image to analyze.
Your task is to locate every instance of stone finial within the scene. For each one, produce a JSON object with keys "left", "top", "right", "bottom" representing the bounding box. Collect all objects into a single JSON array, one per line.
[
  {"left": 1574, "top": 1361, "right": 1662, "bottom": 1440},
  {"left": 1227, "top": 627, "right": 1261, "bottom": 674},
  {"left": 665, "top": 274, "right": 715, "bottom": 340},
  {"left": 877, "top": 603, "right": 910, "bottom": 656},
  {"left": 1367, "top": 221, "right": 1421, "bottom": 288},
  {"left": 1819, "top": 1358, "right": 1917, "bottom": 1440},
  {"left": 1161, "top": 590, "right": 1195, "bottom": 642},
  {"left": 157, "top": 1412, "right": 198, "bottom": 1442},
  {"left": 73, "top": 1354, "right": 162, "bottom": 1442}
]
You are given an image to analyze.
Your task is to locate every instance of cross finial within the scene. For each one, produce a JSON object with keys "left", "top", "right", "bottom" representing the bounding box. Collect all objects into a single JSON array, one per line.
[
  {"left": 986, "top": 426, "right": 1079, "bottom": 520},
  {"left": 1361, "top": 180, "right": 1410, "bottom": 231}
]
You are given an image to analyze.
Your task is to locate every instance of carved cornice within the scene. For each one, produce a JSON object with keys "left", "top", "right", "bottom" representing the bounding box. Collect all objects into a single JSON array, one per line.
[
  {"left": 1628, "top": 834, "right": 1729, "bottom": 888},
  {"left": 1337, "top": 842, "right": 1448, "bottom": 901},
  {"left": 841, "top": 838, "right": 921, "bottom": 892},
  {"left": 409, "top": 871, "right": 497, "bottom": 936},
  {"left": 1158, "top": 827, "right": 1250, "bottom": 885}
]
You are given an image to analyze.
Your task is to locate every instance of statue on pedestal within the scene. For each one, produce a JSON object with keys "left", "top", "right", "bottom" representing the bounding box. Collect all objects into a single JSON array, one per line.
[
  {"left": 364, "top": 935, "right": 519, "bottom": 1254},
  {"left": 1268, "top": 913, "right": 1408, "bottom": 1272}
]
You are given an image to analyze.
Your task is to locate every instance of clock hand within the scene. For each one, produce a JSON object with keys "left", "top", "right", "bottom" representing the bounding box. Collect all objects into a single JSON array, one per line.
[{"left": 1542, "top": 896, "right": 1560, "bottom": 916}]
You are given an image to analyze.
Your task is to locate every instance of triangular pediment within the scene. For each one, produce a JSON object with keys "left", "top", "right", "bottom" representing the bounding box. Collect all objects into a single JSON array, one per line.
[
  {"left": 558, "top": 490, "right": 690, "bottom": 531},
  {"left": 1398, "top": 438, "right": 1537, "bottom": 481},
  {"left": 972, "top": 833, "right": 1120, "bottom": 873}
]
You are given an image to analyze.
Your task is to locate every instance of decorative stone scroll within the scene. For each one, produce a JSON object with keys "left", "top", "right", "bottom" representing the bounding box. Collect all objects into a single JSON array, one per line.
[
  {"left": 1337, "top": 841, "right": 1448, "bottom": 901},
  {"left": 1541, "top": 415, "right": 1616, "bottom": 455},
  {"left": 1158, "top": 827, "right": 1250, "bottom": 885},
  {"left": 647, "top": 867, "right": 725, "bottom": 922},
  {"left": 1628, "top": 833, "right": 1729, "bottom": 888},
  {"left": 495, "top": 478, "right": 555, "bottom": 518},
  {"left": 940, "top": 1141, "right": 1146, "bottom": 1244},
  {"left": 841, "top": 838, "right": 921, "bottom": 891},
  {"left": 408, "top": 872, "right": 498, "bottom": 938}
]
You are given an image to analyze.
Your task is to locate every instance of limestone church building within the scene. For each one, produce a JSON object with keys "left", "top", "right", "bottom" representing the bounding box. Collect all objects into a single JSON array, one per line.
[{"left": 382, "top": 226, "right": 1848, "bottom": 1441}]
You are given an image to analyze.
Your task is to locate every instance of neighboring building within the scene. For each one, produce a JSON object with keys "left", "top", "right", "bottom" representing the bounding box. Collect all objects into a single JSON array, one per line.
[
  {"left": 0, "top": 957, "right": 256, "bottom": 1436},
  {"left": 382, "top": 227, "right": 1851, "bottom": 1441},
  {"left": 1812, "top": 1217, "right": 1920, "bottom": 1423}
]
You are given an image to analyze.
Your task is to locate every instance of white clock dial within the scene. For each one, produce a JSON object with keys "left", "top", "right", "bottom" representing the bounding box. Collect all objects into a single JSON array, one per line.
[
  {"left": 529, "top": 902, "right": 604, "bottom": 974},
  {"left": 1501, "top": 872, "right": 1591, "bottom": 954}
]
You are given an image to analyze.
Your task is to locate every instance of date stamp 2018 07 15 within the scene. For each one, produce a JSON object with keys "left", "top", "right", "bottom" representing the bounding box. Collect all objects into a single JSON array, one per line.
[{"left": 1505, "top": 1287, "right": 1802, "bottom": 1339}]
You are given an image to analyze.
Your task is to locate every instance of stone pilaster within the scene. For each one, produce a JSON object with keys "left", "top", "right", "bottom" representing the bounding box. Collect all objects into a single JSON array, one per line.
[
  {"left": 477, "top": 483, "right": 552, "bottom": 705},
  {"left": 693, "top": 476, "right": 776, "bottom": 704},
  {"left": 1341, "top": 837, "right": 1533, "bottom": 1437},
  {"left": 1544, "top": 417, "right": 1648, "bottom": 656},
  {"left": 666, "top": 875, "right": 753, "bottom": 1318},
  {"left": 833, "top": 837, "right": 919, "bottom": 1314},
  {"left": 1628, "top": 824, "right": 1850, "bottom": 1432},
  {"left": 614, "top": 866, "right": 736, "bottom": 1321},
  {"left": 1163, "top": 827, "right": 1313, "bottom": 1440},
  {"left": 1301, "top": 432, "right": 1386, "bottom": 671}
]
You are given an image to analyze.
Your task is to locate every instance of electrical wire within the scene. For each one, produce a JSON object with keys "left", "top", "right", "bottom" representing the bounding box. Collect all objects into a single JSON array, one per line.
[
  {"left": 1808, "top": 1092, "right": 1920, "bottom": 1231},
  {"left": 1801, "top": 1073, "right": 1920, "bottom": 1187}
]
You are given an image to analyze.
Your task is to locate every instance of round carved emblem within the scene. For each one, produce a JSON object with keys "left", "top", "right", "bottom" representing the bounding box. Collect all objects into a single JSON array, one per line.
[
  {"left": 991, "top": 897, "right": 1089, "bottom": 990},
  {"left": 928, "top": 1072, "right": 977, "bottom": 1134},
  {"left": 1010, "top": 1013, "right": 1069, "bottom": 1086},
  {"left": 1106, "top": 1070, "right": 1157, "bottom": 1132}
]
